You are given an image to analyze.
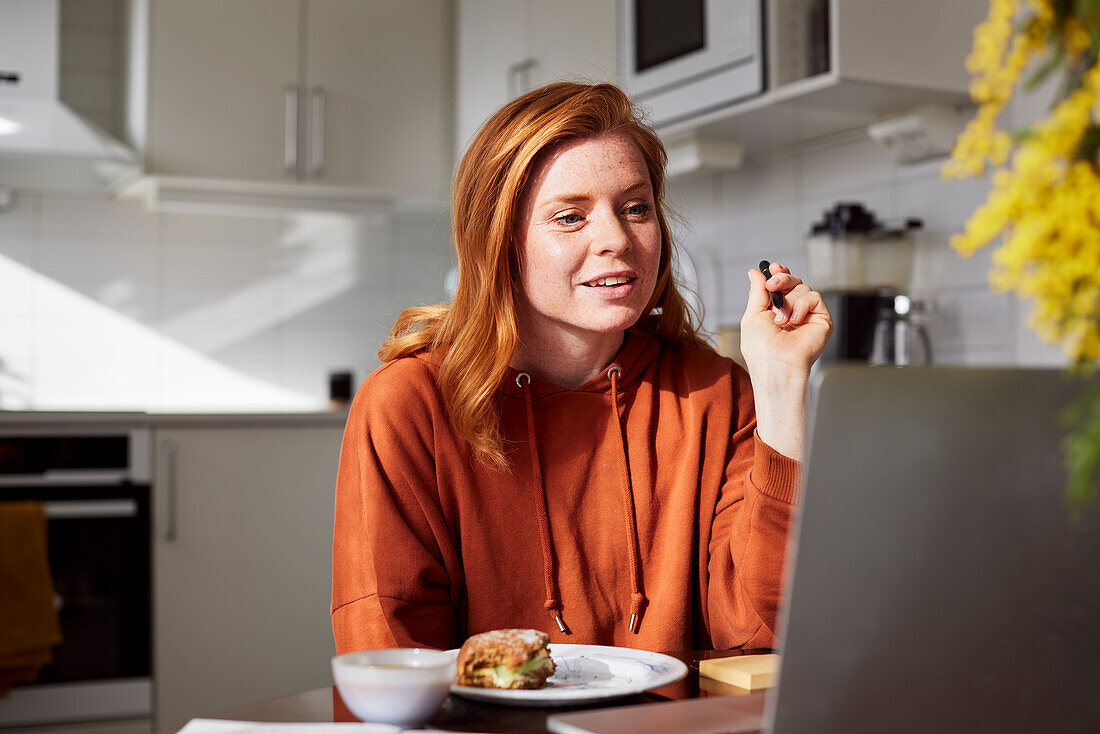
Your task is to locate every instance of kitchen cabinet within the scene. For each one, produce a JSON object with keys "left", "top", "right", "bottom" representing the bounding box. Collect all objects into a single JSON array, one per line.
[
  {"left": 141, "top": 0, "right": 450, "bottom": 197},
  {"left": 152, "top": 423, "right": 344, "bottom": 733},
  {"left": 144, "top": 0, "right": 299, "bottom": 184},
  {"left": 304, "top": 0, "right": 450, "bottom": 193},
  {"left": 455, "top": 0, "right": 617, "bottom": 157},
  {"left": 655, "top": 0, "right": 989, "bottom": 165}
]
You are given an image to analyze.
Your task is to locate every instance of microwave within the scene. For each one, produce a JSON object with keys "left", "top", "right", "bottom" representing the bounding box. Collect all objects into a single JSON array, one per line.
[{"left": 618, "top": 0, "right": 764, "bottom": 127}]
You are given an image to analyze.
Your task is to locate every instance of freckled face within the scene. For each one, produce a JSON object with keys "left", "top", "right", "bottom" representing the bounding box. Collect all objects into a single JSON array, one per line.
[{"left": 514, "top": 133, "right": 662, "bottom": 339}]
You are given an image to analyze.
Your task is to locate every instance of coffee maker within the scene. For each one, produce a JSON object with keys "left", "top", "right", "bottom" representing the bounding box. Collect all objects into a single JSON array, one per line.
[{"left": 807, "top": 203, "right": 931, "bottom": 366}]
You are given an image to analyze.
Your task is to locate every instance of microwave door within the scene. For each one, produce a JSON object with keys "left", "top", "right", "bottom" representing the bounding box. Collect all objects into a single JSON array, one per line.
[{"left": 623, "top": 0, "right": 760, "bottom": 98}]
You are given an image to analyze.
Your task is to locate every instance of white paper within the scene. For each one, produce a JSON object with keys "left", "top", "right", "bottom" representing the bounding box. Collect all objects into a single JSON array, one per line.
[{"left": 177, "top": 720, "right": 400, "bottom": 734}]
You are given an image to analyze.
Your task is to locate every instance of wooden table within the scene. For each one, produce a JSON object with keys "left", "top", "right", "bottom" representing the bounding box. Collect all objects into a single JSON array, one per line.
[{"left": 209, "top": 649, "right": 769, "bottom": 733}]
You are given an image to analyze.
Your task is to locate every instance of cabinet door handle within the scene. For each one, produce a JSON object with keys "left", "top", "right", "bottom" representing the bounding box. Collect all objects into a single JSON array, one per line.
[
  {"left": 45, "top": 499, "right": 138, "bottom": 520},
  {"left": 163, "top": 439, "right": 177, "bottom": 542},
  {"left": 310, "top": 86, "right": 326, "bottom": 177},
  {"left": 285, "top": 84, "right": 299, "bottom": 173}
]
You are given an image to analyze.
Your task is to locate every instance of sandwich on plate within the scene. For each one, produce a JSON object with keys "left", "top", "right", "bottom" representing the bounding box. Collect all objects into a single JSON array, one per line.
[{"left": 455, "top": 628, "right": 556, "bottom": 689}]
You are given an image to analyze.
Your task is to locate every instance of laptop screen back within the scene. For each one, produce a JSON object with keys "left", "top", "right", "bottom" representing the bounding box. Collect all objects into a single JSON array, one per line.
[{"left": 767, "top": 366, "right": 1100, "bottom": 734}]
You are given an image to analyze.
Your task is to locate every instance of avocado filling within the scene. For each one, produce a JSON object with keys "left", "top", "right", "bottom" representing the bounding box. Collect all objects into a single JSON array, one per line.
[{"left": 484, "top": 655, "right": 552, "bottom": 686}]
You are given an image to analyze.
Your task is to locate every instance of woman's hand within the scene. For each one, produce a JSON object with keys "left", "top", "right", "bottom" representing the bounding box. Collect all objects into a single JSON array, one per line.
[{"left": 739, "top": 263, "right": 833, "bottom": 460}]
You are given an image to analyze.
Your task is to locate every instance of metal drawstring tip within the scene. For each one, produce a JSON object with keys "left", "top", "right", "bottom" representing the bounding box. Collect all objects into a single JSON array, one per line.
[
  {"left": 554, "top": 614, "right": 566, "bottom": 633},
  {"left": 628, "top": 613, "right": 637, "bottom": 632}
]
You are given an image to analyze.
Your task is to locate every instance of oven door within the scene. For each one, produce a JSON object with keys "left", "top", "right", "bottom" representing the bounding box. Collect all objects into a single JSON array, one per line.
[{"left": 0, "top": 484, "right": 152, "bottom": 728}]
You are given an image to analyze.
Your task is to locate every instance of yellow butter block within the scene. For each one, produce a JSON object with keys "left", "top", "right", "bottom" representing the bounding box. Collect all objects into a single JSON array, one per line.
[{"left": 699, "top": 653, "right": 780, "bottom": 691}]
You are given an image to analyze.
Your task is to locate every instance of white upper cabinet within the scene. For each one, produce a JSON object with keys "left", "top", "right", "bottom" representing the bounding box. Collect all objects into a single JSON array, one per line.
[
  {"left": 139, "top": 0, "right": 450, "bottom": 198},
  {"left": 303, "top": 0, "right": 450, "bottom": 194},
  {"left": 146, "top": 0, "right": 300, "bottom": 182},
  {"left": 454, "top": 0, "right": 617, "bottom": 159}
]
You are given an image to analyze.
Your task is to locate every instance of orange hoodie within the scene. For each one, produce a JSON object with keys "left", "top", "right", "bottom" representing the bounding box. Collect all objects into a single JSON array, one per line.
[{"left": 331, "top": 328, "right": 800, "bottom": 653}]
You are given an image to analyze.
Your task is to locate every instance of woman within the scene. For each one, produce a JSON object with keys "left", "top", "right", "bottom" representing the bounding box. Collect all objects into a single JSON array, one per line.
[{"left": 331, "top": 83, "right": 831, "bottom": 653}]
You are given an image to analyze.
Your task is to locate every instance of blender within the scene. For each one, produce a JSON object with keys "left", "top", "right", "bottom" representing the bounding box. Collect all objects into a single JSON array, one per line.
[{"left": 806, "top": 202, "right": 930, "bottom": 365}]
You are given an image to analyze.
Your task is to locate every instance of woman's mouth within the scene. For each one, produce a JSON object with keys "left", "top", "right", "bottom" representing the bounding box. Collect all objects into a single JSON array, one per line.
[
  {"left": 580, "top": 275, "right": 637, "bottom": 299},
  {"left": 582, "top": 275, "right": 634, "bottom": 288}
]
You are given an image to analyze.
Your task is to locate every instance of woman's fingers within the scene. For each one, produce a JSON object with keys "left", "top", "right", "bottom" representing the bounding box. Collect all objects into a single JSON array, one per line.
[
  {"left": 780, "top": 286, "right": 824, "bottom": 326},
  {"left": 757, "top": 262, "right": 825, "bottom": 327},
  {"left": 764, "top": 267, "right": 802, "bottom": 297}
]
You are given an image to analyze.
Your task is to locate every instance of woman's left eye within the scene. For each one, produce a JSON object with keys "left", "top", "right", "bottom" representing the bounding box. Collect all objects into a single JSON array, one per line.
[{"left": 625, "top": 203, "right": 651, "bottom": 217}]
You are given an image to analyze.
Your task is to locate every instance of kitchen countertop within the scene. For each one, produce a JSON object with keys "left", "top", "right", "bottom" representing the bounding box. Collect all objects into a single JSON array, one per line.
[{"left": 0, "top": 409, "right": 351, "bottom": 429}]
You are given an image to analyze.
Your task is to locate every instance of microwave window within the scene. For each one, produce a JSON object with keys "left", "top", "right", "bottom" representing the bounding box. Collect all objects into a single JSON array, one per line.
[{"left": 634, "top": 0, "right": 706, "bottom": 72}]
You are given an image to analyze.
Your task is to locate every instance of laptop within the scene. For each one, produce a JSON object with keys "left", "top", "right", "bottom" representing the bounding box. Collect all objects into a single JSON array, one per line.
[{"left": 550, "top": 366, "right": 1100, "bottom": 734}]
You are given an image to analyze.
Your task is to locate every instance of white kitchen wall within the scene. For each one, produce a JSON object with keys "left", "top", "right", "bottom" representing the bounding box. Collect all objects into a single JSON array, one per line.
[
  {"left": 0, "top": 193, "right": 449, "bottom": 411},
  {"left": 666, "top": 75, "right": 1068, "bottom": 370},
  {"left": 4, "top": 0, "right": 1074, "bottom": 412}
]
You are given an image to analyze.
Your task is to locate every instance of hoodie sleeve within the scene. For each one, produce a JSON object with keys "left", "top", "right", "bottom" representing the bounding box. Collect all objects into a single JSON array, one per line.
[
  {"left": 707, "top": 365, "right": 801, "bottom": 649},
  {"left": 331, "top": 360, "right": 461, "bottom": 653}
]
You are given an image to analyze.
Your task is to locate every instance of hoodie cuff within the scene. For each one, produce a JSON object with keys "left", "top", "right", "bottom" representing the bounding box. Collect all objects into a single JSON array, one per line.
[{"left": 750, "top": 430, "right": 802, "bottom": 505}]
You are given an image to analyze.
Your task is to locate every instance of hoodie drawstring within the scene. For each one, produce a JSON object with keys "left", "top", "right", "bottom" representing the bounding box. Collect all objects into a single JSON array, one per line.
[
  {"left": 516, "top": 368, "right": 648, "bottom": 636},
  {"left": 517, "top": 372, "right": 567, "bottom": 633},
  {"left": 608, "top": 366, "right": 647, "bottom": 633}
]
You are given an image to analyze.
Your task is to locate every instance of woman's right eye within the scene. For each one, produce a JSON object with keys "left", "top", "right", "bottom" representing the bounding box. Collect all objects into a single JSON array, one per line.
[{"left": 555, "top": 213, "right": 583, "bottom": 226}]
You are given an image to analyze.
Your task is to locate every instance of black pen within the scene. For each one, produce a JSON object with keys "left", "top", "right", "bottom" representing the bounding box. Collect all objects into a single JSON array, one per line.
[{"left": 759, "top": 260, "right": 785, "bottom": 309}]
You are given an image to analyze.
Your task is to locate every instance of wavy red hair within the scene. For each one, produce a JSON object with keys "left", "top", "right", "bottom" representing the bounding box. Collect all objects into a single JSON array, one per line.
[{"left": 379, "top": 82, "right": 704, "bottom": 468}]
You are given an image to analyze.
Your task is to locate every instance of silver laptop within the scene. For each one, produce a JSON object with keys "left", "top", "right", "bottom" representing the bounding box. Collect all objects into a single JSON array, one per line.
[{"left": 551, "top": 366, "right": 1100, "bottom": 734}]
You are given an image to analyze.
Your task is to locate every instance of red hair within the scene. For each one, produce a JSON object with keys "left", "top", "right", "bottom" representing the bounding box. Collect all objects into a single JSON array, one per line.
[{"left": 379, "top": 82, "right": 704, "bottom": 468}]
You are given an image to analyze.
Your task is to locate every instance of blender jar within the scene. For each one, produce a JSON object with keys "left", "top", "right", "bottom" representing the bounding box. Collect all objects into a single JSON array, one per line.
[{"left": 806, "top": 202, "right": 922, "bottom": 292}]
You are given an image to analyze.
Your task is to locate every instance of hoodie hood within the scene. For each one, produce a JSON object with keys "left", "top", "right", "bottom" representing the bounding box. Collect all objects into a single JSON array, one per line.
[
  {"left": 500, "top": 326, "right": 664, "bottom": 400},
  {"left": 0, "top": 0, "right": 139, "bottom": 191}
]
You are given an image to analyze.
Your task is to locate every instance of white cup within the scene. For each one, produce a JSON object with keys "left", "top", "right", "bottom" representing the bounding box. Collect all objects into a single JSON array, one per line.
[{"left": 331, "top": 648, "right": 455, "bottom": 726}]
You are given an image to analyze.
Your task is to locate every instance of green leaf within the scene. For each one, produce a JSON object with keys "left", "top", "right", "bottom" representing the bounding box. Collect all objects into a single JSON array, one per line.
[
  {"left": 1075, "top": 124, "right": 1100, "bottom": 162},
  {"left": 1073, "top": 0, "right": 1100, "bottom": 23},
  {"left": 1010, "top": 126, "right": 1039, "bottom": 143},
  {"left": 1060, "top": 380, "right": 1100, "bottom": 518},
  {"left": 1024, "top": 48, "right": 1067, "bottom": 91}
]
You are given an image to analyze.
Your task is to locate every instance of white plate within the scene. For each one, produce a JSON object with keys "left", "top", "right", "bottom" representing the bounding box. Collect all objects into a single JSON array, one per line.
[{"left": 448, "top": 643, "right": 688, "bottom": 706}]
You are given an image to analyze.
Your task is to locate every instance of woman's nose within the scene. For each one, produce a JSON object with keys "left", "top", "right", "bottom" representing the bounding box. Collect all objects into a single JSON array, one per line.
[{"left": 592, "top": 213, "right": 632, "bottom": 257}]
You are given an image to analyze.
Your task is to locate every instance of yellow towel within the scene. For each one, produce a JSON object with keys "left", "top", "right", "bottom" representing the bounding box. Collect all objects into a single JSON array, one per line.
[{"left": 0, "top": 501, "right": 63, "bottom": 696}]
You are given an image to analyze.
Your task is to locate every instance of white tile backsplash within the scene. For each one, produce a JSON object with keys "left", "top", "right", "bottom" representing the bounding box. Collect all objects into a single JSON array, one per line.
[
  {"left": 40, "top": 231, "right": 159, "bottom": 279},
  {"left": 162, "top": 243, "right": 274, "bottom": 286},
  {"left": 159, "top": 210, "right": 298, "bottom": 244},
  {"left": 0, "top": 192, "right": 38, "bottom": 232},
  {"left": 678, "top": 119, "right": 1046, "bottom": 368},
  {"left": 279, "top": 325, "right": 384, "bottom": 398},
  {"left": 719, "top": 156, "right": 799, "bottom": 211},
  {"left": 800, "top": 137, "right": 897, "bottom": 196},
  {"left": 896, "top": 171, "right": 993, "bottom": 237},
  {"left": 3, "top": 189, "right": 449, "bottom": 410},
  {"left": 0, "top": 229, "right": 37, "bottom": 271},
  {"left": 925, "top": 289, "right": 1014, "bottom": 352},
  {"left": 1012, "top": 298, "right": 1067, "bottom": 367},
  {"left": 39, "top": 194, "right": 157, "bottom": 237}
]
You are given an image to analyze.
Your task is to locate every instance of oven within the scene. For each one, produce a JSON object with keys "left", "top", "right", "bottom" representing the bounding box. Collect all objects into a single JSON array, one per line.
[{"left": 0, "top": 427, "right": 153, "bottom": 728}]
